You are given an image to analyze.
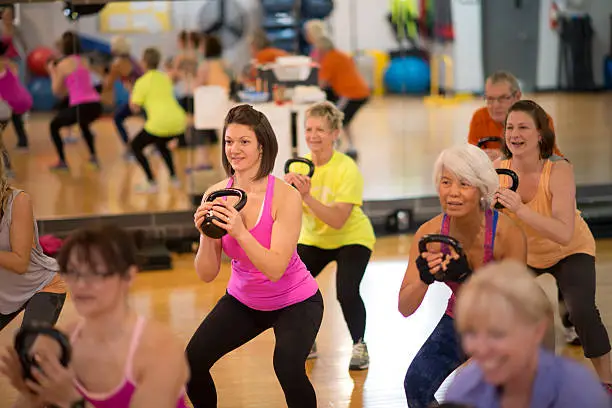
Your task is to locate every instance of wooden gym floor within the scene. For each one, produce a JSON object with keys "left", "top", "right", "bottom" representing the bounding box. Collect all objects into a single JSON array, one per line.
[
  {"left": 0, "top": 235, "right": 611, "bottom": 407},
  {"left": 0, "top": 93, "right": 611, "bottom": 406},
  {"left": 3, "top": 92, "right": 612, "bottom": 220}
]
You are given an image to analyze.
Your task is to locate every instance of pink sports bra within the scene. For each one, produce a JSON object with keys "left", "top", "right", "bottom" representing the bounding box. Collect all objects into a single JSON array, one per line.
[
  {"left": 441, "top": 208, "right": 499, "bottom": 318},
  {"left": 70, "top": 316, "right": 188, "bottom": 408}
]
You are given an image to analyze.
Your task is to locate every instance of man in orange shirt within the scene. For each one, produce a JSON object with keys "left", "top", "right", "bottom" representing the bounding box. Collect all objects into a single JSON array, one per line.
[
  {"left": 316, "top": 36, "right": 370, "bottom": 160},
  {"left": 468, "top": 71, "right": 562, "bottom": 160}
]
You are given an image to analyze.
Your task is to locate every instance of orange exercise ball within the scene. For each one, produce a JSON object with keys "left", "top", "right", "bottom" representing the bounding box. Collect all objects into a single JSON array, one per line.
[{"left": 27, "top": 47, "right": 56, "bottom": 77}]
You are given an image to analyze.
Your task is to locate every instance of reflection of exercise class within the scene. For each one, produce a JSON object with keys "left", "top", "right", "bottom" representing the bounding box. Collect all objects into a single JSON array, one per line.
[{"left": 1, "top": 0, "right": 612, "bottom": 407}]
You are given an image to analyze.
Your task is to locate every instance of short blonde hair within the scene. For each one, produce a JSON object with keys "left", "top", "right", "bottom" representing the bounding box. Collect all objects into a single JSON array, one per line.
[
  {"left": 314, "top": 36, "right": 334, "bottom": 53},
  {"left": 433, "top": 144, "right": 499, "bottom": 206},
  {"left": 455, "top": 260, "right": 553, "bottom": 333},
  {"left": 305, "top": 101, "right": 344, "bottom": 131},
  {"left": 110, "top": 35, "right": 131, "bottom": 55},
  {"left": 304, "top": 19, "right": 328, "bottom": 41}
]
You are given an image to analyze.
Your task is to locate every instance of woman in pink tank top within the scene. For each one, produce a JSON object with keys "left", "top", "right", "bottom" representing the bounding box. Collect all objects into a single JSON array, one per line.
[
  {"left": 188, "top": 104, "right": 322, "bottom": 407},
  {"left": 47, "top": 31, "right": 102, "bottom": 172},
  {"left": 1, "top": 225, "right": 190, "bottom": 408},
  {"left": 0, "top": 40, "right": 31, "bottom": 156},
  {"left": 398, "top": 144, "right": 527, "bottom": 407}
]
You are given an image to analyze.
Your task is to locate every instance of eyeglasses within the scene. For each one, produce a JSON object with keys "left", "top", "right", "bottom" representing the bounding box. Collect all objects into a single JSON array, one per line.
[
  {"left": 484, "top": 94, "right": 515, "bottom": 105},
  {"left": 60, "top": 271, "right": 115, "bottom": 284}
]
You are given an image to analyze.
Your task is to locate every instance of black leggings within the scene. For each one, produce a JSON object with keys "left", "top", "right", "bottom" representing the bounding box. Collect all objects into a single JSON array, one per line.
[
  {"left": 10, "top": 113, "right": 28, "bottom": 147},
  {"left": 50, "top": 102, "right": 102, "bottom": 163},
  {"left": 297, "top": 244, "right": 371, "bottom": 343},
  {"left": 186, "top": 291, "right": 323, "bottom": 408},
  {"left": 130, "top": 129, "right": 179, "bottom": 182},
  {"left": 0, "top": 291, "right": 66, "bottom": 332},
  {"left": 530, "top": 253, "right": 611, "bottom": 358}
]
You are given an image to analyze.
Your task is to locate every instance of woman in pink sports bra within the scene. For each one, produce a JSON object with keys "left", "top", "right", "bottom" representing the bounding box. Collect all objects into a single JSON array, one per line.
[
  {"left": 397, "top": 144, "right": 527, "bottom": 408},
  {"left": 47, "top": 31, "right": 102, "bottom": 172},
  {"left": 1, "top": 225, "right": 190, "bottom": 408},
  {"left": 188, "top": 104, "right": 323, "bottom": 408}
]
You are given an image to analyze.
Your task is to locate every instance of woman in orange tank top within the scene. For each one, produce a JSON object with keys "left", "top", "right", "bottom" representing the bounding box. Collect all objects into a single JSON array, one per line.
[{"left": 494, "top": 100, "right": 612, "bottom": 394}]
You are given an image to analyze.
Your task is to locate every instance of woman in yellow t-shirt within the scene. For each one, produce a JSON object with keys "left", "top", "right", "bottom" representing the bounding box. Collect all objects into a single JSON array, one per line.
[
  {"left": 284, "top": 101, "right": 375, "bottom": 371},
  {"left": 130, "top": 47, "right": 186, "bottom": 194},
  {"left": 495, "top": 100, "right": 612, "bottom": 392}
]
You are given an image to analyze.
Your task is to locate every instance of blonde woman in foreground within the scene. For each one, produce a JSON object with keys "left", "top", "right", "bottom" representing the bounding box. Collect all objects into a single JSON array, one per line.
[{"left": 445, "top": 260, "right": 610, "bottom": 407}]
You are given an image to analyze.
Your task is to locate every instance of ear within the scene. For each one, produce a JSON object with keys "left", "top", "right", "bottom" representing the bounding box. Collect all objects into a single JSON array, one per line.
[
  {"left": 126, "top": 265, "right": 138, "bottom": 286},
  {"left": 331, "top": 128, "right": 340, "bottom": 141}
]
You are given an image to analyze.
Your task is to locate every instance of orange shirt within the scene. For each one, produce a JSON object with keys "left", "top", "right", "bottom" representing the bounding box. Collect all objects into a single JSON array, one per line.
[
  {"left": 468, "top": 107, "right": 562, "bottom": 156},
  {"left": 499, "top": 158, "right": 594, "bottom": 268},
  {"left": 255, "top": 47, "right": 289, "bottom": 65},
  {"left": 319, "top": 50, "right": 370, "bottom": 100}
]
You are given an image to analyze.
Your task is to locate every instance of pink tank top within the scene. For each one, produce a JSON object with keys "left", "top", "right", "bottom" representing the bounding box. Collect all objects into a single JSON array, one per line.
[
  {"left": 0, "top": 67, "right": 31, "bottom": 114},
  {"left": 1, "top": 36, "right": 18, "bottom": 59},
  {"left": 64, "top": 56, "right": 100, "bottom": 106},
  {"left": 441, "top": 209, "right": 498, "bottom": 318},
  {"left": 222, "top": 175, "right": 319, "bottom": 311},
  {"left": 70, "top": 316, "right": 189, "bottom": 408}
]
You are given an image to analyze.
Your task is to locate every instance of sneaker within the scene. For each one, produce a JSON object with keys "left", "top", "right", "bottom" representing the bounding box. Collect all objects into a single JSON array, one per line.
[
  {"left": 307, "top": 342, "right": 318, "bottom": 360},
  {"left": 349, "top": 339, "right": 369, "bottom": 370},
  {"left": 170, "top": 176, "right": 181, "bottom": 188},
  {"left": 564, "top": 326, "right": 581, "bottom": 346},
  {"left": 49, "top": 161, "right": 69, "bottom": 172}
]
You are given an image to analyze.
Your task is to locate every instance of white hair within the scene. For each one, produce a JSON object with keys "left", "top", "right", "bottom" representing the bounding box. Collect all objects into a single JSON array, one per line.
[
  {"left": 111, "top": 36, "right": 131, "bottom": 55},
  {"left": 315, "top": 36, "right": 334, "bottom": 53},
  {"left": 305, "top": 19, "right": 329, "bottom": 40},
  {"left": 433, "top": 144, "right": 499, "bottom": 206}
]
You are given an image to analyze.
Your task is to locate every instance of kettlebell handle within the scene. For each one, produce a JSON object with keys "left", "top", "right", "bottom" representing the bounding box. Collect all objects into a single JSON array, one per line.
[
  {"left": 495, "top": 169, "right": 519, "bottom": 209},
  {"left": 284, "top": 157, "right": 315, "bottom": 178},
  {"left": 205, "top": 188, "right": 248, "bottom": 212},
  {"left": 15, "top": 323, "right": 71, "bottom": 381},
  {"left": 418, "top": 234, "right": 464, "bottom": 257},
  {"left": 477, "top": 136, "right": 502, "bottom": 149}
]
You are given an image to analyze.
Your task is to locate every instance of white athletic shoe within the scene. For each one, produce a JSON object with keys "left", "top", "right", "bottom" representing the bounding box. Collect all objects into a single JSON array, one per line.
[
  {"left": 349, "top": 339, "right": 369, "bottom": 370},
  {"left": 134, "top": 181, "right": 158, "bottom": 194}
]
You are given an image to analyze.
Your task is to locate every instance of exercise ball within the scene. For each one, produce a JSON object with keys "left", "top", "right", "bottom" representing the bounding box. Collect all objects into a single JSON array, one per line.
[
  {"left": 384, "top": 56, "right": 430, "bottom": 94},
  {"left": 604, "top": 56, "right": 612, "bottom": 90},
  {"left": 27, "top": 47, "right": 55, "bottom": 77},
  {"left": 27, "top": 77, "right": 57, "bottom": 111},
  {"left": 301, "top": 0, "right": 334, "bottom": 19}
]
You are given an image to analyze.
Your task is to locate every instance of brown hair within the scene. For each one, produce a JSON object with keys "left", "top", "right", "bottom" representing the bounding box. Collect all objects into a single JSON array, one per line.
[
  {"left": 59, "top": 31, "right": 82, "bottom": 56},
  {"left": 57, "top": 224, "right": 138, "bottom": 279},
  {"left": 179, "top": 30, "right": 201, "bottom": 48},
  {"left": 221, "top": 105, "right": 278, "bottom": 180},
  {"left": 501, "top": 100, "right": 555, "bottom": 159},
  {"left": 202, "top": 34, "right": 223, "bottom": 59},
  {"left": 143, "top": 47, "right": 161, "bottom": 69}
]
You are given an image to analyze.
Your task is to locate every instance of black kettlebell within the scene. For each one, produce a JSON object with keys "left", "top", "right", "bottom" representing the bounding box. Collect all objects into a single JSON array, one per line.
[
  {"left": 15, "top": 322, "right": 71, "bottom": 382},
  {"left": 476, "top": 136, "right": 502, "bottom": 149},
  {"left": 199, "top": 188, "right": 247, "bottom": 239},
  {"left": 284, "top": 157, "right": 315, "bottom": 188},
  {"left": 495, "top": 168, "right": 519, "bottom": 210},
  {"left": 418, "top": 234, "right": 465, "bottom": 282}
]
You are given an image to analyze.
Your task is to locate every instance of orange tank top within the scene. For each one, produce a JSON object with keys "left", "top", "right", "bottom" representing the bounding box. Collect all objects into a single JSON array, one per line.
[{"left": 499, "top": 158, "right": 595, "bottom": 268}]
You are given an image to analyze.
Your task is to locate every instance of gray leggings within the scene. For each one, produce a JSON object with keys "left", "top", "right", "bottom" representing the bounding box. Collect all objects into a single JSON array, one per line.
[
  {"left": 530, "top": 253, "right": 611, "bottom": 358},
  {"left": 0, "top": 291, "right": 66, "bottom": 332}
]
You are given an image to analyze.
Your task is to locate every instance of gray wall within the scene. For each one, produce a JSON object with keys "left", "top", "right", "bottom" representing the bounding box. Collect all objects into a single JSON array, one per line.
[{"left": 15, "top": 0, "right": 261, "bottom": 74}]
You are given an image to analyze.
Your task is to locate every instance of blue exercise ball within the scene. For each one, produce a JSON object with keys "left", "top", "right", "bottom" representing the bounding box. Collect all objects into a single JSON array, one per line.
[
  {"left": 27, "top": 77, "right": 58, "bottom": 111},
  {"left": 384, "top": 56, "right": 430, "bottom": 94},
  {"left": 301, "top": 0, "right": 334, "bottom": 19}
]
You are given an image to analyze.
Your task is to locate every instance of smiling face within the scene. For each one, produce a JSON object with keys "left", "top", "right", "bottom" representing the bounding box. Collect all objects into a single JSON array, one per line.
[
  {"left": 504, "top": 110, "right": 541, "bottom": 158},
  {"left": 461, "top": 300, "right": 546, "bottom": 386},
  {"left": 305, "top": 115, "right": 338, "bottom": 154},
  {"left": 224, "top": 123, "right": 262, "bottom": 174},
  {"left": 62, "top": 248, "right": 134, "bottom": 319},
  {"left": 485, "top": 79, "right": 520, "bottom": 124},
  {"left": 438, "top": 168, "right": 482, "bottom": 217}
]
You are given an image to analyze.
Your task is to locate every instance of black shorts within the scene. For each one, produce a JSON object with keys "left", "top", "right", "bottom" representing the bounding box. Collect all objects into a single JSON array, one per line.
[
  {"left": 191, "top": 128, "right": 219, "bottom": 146},
  {"left": 337, "top": 97, "right": 368, "bottom": 126}
]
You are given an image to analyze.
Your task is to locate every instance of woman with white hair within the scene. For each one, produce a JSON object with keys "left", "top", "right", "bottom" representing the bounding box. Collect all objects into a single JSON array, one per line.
[
  {"left": 304, "top": 19, "right": 328, "bottom": 63},
  {"left": 398, "top": 143, "right": 526, "bottom": 408},
  {"left": 445, "top": 259, "right": 610, "bottom": 407},
  {"left": 102, "top": 35, "right": 144, "bottom": 158}
]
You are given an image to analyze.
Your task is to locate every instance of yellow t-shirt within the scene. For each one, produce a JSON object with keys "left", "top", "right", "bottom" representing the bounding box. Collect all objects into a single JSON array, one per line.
[
  {"left": 131, "top": 70, "right": 187, "bottom": 137},
  {"left": 298, "top": 151, "right": 376, "bottom": 250}
]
